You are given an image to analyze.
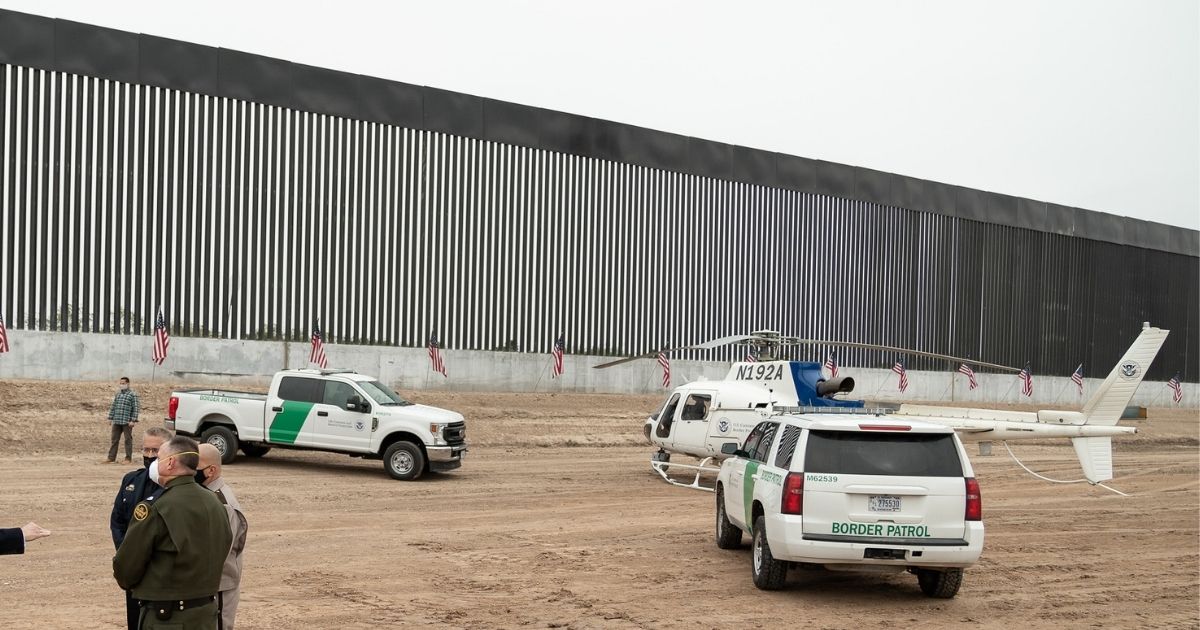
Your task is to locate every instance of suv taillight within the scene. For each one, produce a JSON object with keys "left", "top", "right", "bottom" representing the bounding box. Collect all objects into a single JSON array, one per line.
[
  {"left": 168, "top": 396, "right": 179, "bottom": 420},
  {"left": 782, "top": 472, "right": 804, "bottom": 515},
  {"left": 965, "top": 477, "right": 982, "bottom": 521}
]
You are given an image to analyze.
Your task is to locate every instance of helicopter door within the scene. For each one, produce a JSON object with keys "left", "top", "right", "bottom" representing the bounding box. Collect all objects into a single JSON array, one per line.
[
  {"left": 654, "top": 394, "right": 682, "bottom": 440},
  {"left": 672, "top": 392, "right": 714, "bottom": 453}
]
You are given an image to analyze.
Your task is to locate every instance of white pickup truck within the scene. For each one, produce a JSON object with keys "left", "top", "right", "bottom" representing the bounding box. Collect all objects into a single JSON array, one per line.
[{"left": 165, "top": 369, "right": 467, "bottom": 480}]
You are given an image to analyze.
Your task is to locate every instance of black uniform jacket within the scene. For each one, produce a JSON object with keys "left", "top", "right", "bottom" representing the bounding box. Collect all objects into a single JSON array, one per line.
[
  {"left": 110, "top": 467, "right": 158, "bottom": 550},
  {"left": 0, "top": 528, "right": 23, "bottom": 555}
]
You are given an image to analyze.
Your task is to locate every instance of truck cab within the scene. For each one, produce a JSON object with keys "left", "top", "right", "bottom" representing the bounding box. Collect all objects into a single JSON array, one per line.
[{"left": 167, "top": 369, "right": 467, "bottom": 480}]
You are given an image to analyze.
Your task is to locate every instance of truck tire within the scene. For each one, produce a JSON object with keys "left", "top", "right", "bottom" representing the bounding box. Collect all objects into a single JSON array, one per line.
[
  {"left": 201, "top": 426, "right": 239, "bottom": 465},
  {"left": 715, "top": 486, "right": 743, "bottom": 549},
  {"left": 751, "top": 516, "right": 788, "bottom": 590},
  {"left": 241, "top": 444, "right": 271, "bottom": 458},
  {"left": 383, "top": 441, "right": 425, "bottom": 481},
  {"left": 917, "top": 568, "right": 963, "bottom": 598}
]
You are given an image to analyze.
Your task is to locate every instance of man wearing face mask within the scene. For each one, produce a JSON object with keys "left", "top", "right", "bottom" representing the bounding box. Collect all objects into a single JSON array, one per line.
[
  {"left": 111, "top": 426, "right": 173, "bottom": 630},
  {"left": 197, "top": 444, "right": 248, "bottom": 630},
  {"left": 105, "top": 377, "right": 141, "bottom": 463},
  {"left": 113, "top": 436, "right": 232, "bottom": 630}
]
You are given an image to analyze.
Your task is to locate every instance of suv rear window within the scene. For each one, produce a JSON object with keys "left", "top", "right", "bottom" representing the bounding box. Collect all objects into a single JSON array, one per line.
[{"left": 804, "top": 430, "right": 963, "bottom": 477}]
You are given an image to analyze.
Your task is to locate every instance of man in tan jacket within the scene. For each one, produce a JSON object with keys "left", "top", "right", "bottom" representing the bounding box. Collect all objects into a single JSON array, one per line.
[{"left": 197, "top": 444, "right": 248, "bottom": 630}]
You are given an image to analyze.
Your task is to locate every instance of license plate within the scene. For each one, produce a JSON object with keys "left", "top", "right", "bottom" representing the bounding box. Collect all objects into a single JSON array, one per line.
[{"left": 869, "top": 495, "right": 901, "bottom": 512}]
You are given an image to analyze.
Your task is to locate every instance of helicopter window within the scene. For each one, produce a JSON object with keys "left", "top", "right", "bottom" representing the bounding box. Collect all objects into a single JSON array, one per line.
[
  {"left": 753, "top": 422, "right": 779, "bottom": 461},
  {"left": 655, "top": 394, "right": 681, "bottom": 438},
  {"left": 774, "top": 426, "right": 802, "bottom": 469},
  {"left": 680, "top": 394, "right": 711, "bottom": 420}
]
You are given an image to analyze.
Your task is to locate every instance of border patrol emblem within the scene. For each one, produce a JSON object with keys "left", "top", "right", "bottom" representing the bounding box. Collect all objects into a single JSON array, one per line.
[
  {"left": 133, "top": 503, "right": 149, "bottom": 521},
  {"left": 717, "top": 419, "right": 730, "bottom": 433}
]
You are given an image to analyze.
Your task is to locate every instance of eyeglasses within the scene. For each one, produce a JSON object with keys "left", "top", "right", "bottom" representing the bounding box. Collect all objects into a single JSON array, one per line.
[{"left": 142, "top": 447, "right": 160, "bottom": 456}]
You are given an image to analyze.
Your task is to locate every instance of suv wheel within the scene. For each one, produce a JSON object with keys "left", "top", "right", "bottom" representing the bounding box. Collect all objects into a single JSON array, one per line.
[
  {"left": 383, "top": 441, "right": 425, "bottom": 481},
  {"left": 917, "top": 568, "right": 963, "bottom": 598},
  {"left": 200, "top": 426, "right": 238, "bottom": 465},
  {"left": 751, "top": 516, "right": 787, "bottom": 590},
  {"left": 715, "top": 486, "right": 742, "bottom": 549}
]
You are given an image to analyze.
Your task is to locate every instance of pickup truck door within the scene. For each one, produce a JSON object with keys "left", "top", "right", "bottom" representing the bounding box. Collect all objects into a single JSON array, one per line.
[
  {"left": 313, "top": 381, "right": 372, "bottom": 452},
  {"left": 267, "top": 376, "right": 323, "bottom": 446}
]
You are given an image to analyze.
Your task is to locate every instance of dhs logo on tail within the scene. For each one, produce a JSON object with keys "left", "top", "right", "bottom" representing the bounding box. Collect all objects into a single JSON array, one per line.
[{"left": 1119, "top": 361, "right": 1140, "bottom": 380}]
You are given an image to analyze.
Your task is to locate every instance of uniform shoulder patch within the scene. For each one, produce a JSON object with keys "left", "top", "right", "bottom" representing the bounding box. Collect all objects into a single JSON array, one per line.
[{"left": 133, "top": 502, "right": 150, "bottom": 521}]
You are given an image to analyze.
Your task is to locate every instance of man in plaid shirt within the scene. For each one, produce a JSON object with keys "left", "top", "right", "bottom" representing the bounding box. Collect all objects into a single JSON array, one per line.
[{"left": 105, "top": 377, "right": 141, "bottom": 463}]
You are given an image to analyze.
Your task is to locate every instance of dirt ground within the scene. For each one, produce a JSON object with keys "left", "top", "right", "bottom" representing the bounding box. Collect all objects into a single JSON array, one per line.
[{"left": 1, "top": 379, "right": 1197, "bottom": 629}]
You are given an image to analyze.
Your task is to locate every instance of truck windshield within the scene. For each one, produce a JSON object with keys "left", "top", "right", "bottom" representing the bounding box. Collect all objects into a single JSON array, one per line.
[{"left": 358, "top": 381, "right": 412, "bottom": 406}]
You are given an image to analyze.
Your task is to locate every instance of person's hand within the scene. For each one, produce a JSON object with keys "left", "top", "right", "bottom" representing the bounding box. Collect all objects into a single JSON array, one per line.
[{"left": 20, "top": 522, "right": 50, "bottom": 543}]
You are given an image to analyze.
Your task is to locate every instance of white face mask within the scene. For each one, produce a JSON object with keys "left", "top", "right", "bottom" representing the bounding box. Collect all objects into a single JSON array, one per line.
[{"left": 148, "top": 459, "right": 161, "bottom": 485}]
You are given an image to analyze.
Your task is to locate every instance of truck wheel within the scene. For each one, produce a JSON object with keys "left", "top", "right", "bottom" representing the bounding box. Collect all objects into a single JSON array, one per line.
[
  {"left": 917, "top": 568, "right": 963, "bottom": 598},
  {"left": 241, "top": 444, "right": 271, "bottom": 458},
  {"left": 201, "top": 426, "right": 239, "bottom": 465},
  {"left": 751, "top": 516, "right": 787, "bottom": 590},
  {"left": 383, "top": 441, "right": 425, "bottom": 481},
  {"left": 715, "top": 486, "right": 743, "bottom": 549}
]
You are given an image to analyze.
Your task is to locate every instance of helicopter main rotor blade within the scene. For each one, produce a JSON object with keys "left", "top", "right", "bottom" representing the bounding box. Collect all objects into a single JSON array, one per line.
[
  {"left": 690, "top": 334, "right": 756, "bottom": 349},
  {"left": 593, "top": 354, "right": 656, "bottom": 369},
  {"left": 789, "top": 339, "right": 1021, "bottom": 372}
]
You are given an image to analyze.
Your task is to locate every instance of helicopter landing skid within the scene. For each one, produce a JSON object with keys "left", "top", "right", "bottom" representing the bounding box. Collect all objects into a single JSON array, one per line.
[{"left": 650, "top": 457, "right": 719, "bottom": 492}]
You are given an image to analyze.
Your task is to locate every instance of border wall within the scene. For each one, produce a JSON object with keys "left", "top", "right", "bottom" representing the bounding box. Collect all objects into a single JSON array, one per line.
[{"left": 0, "top": 8, "right": 1197, "bottom": 388}]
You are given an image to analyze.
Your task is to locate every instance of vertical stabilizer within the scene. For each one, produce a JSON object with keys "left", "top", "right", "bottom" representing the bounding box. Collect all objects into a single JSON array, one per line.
[
  {"left": 1082, "top": 325, "right": 1169, "bottom": 426},
  {"left": 1071, "top": 436, "right": 1114, "bottom": 483}
]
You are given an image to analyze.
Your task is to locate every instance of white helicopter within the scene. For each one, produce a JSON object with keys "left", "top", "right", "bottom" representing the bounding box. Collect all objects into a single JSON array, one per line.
[{"left": 596, "top": 325, "right": 1169, "bottom": 491}]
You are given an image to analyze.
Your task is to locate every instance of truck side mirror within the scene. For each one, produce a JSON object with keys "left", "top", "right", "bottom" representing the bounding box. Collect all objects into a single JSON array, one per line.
[{"left": 347, "top": 395, "right": 367, "bottom": 412}]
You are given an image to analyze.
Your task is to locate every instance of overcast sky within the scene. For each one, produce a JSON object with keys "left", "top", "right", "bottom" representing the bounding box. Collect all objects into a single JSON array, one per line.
[{"left": 4, "top": 0, "right": 1198, "bottom": 230}]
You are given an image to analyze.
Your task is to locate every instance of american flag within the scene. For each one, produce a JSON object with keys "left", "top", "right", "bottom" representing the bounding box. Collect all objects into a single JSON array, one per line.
[
  {"left": 310, "top": 320, "right": 329, "bottom": 369},
  {"left": 657, "top": 351, "right": 671, "bottom": 388},
  {"left": 428, "top": 333, "right": 448, "bottom": 378},
  {"left": 744, "top": 349, "right": 758, "bottom": 363},
  {"left": 958, "top": 363, "right": 978, "bottom": 390},
  {"left": 0, "top": 314, "right": 9, "bottom": 353},
  {"left": 1167, "top": 372, "right": 1182, "bottom": 404},
  {"left": 551, "top": 335, "right": 565, "bottom": 377},
  {"left": 1018, "top": 362, "right": 1033, "bottom": 397},
  {"left": 1070, "top": 363, "right": 1084, "bottom": 396},
  {"left": 823, "top": 352, "right": 839, "bottom": 377},
  {"left": 892, "top": 360, "right": 908, "bottom": 393},
  {"left": 151, "top": 309, "right": 170, "bottom": 365}
]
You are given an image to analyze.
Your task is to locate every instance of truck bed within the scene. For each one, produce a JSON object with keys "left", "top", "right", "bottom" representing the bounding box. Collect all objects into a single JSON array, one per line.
[{"left": 176, "top": 389, "right": 268, "bottom": 401}]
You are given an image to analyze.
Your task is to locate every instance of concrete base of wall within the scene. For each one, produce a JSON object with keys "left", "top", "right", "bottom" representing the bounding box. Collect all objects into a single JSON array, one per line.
[{"left": 0, "top": 330, "right": 1193, "bottom": 407}]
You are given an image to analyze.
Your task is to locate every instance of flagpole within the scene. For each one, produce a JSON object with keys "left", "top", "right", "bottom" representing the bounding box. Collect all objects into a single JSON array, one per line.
[
  {"left": 1001, "top": 378, "right": 1017, "bottom": 404},
  {"left": 1052, "top": 381, "right": 1069, "bottom": 405},
  {"left": 938, "top": 374, "right": 953, "bottom": 403}
]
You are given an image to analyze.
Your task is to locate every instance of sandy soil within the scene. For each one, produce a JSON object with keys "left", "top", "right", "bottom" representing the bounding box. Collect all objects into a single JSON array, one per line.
[{"left": 0, "top": 379, "right": 1197, "bottom": 629}]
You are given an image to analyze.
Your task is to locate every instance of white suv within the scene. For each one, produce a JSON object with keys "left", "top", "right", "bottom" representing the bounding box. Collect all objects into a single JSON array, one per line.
[{"left": 715, "top": 414, "right": 984, "bottom": 598}]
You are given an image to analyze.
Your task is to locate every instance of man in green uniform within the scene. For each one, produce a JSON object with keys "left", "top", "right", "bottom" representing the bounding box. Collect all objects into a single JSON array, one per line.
[{"left": 113, "top": 436, "right": 233, "bottom": 629}]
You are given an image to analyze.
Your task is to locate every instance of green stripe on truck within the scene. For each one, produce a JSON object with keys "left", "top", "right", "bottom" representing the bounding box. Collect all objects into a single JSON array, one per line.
[{"left": 269, "top": 401, "right": 314, "bottom": 444}]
